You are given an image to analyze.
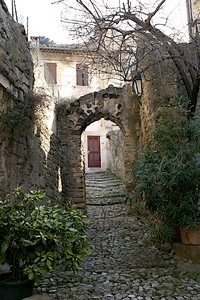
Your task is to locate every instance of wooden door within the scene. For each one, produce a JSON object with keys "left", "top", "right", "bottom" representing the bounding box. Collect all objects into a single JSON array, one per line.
[{"left": 87, "top": 136, "right": 101, "bottom": 168}]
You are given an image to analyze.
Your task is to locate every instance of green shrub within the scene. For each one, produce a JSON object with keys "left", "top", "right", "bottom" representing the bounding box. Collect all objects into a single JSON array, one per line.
[
  {"left": 0, "top": 188, "right": 89, "bottom": 281},
  {"left": 132, "top": 98, "right": 200, "bottom": 243}
]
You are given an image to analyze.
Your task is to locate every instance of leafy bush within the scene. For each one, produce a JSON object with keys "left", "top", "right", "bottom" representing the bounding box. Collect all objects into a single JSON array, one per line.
[
  {"left": 0, "top": 188, "right": 89, "bottom": 281},
  {"left": 132, "top": 98, "right": 200, "bottom": 243}
]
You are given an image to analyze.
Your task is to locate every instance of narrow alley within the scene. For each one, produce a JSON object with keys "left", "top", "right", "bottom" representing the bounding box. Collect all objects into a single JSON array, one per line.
[{"left": 35, "top": 172, "right": 200, "bottom": 300}]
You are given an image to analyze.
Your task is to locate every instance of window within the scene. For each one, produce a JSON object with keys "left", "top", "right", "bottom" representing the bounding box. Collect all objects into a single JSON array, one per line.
[
  {"left": 76, "top": 64, "right": 89, "bottom": 86},
  {"left": 44, "top": 63, "right": 57, "bottom": 84}
]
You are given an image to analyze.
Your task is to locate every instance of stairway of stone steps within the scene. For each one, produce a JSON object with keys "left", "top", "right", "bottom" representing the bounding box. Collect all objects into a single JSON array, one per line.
[{"left": 85, "top": 171, "right": 126, "bottom": 206}]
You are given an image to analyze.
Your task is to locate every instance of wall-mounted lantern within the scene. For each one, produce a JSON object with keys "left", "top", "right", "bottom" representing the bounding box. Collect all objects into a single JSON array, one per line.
[{"left": 133, "top": 74, "right": 142, "bottom": 97}]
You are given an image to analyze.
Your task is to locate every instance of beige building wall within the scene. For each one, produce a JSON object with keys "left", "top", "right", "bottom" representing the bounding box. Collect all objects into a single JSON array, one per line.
[{"left": 31, "top": 42, "right": 124, "bottom": 102}]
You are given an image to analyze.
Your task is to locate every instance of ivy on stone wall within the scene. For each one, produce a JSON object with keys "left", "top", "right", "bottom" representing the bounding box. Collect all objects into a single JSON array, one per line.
[
  {"left": 0, "top": 107, "right": 23, "bottom": 139},
  {"left": 0, "top": 91, "right": 46, "bottom": 141}
]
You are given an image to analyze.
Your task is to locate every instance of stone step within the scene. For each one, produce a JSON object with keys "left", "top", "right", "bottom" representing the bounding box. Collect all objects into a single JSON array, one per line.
[
  {"left": 87, "top": 196, "right": 125, "bottom": 206},
  {"left": 175, "top": 243, "right": 200, "bottom": 264},
  {"left": 86, "top": 193, "right": 125, "bottom": 199},
  {"left": 86, "top": 179, "right": 123, "bottom": 184},
  {"left": 86, "top": 192, "right": 124, "bottom": 195},
  {"left": 86, "top": 188, "right": 124, "bottom": 193},
  {"left": 85, "top": 172, "right": 122, "bottom": 180},
  {"left": 86, "top": 180, "right": 123, "bottom": 185},
  {"left": 86, "top": 186, "right": 124, "bottom": 192},
  {"left": 85, "top": 172, "right": 126, "bottom": 207},
  {"left": 86, "top": 182, "right": 124, "bottom": 186}
]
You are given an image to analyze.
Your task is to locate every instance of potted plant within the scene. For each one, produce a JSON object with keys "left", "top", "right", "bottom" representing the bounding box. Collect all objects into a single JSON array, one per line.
[
  {"left": 0, "top": 187, "right": 89, "bottom": 300},
  {"left": 132, "top": 97, "right": 200, "bottom": 244}
]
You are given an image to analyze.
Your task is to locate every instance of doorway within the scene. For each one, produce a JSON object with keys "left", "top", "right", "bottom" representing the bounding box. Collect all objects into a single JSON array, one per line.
[{"left": 87, "top": 136, "right": 101, "bottom": 167}]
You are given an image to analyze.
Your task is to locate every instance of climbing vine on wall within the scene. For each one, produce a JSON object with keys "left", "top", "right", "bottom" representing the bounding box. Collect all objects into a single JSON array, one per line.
[
  {"left": 0, "top": 107, "right": 23, "bottom": 139},
  {"left": 0, "top": 92, "right": 45, "bottom": 140}
]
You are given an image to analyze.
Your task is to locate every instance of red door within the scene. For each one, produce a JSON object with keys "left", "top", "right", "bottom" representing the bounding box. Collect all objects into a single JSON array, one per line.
[{"left": 88, "top": 136, "right": 101, "bottom": 168}]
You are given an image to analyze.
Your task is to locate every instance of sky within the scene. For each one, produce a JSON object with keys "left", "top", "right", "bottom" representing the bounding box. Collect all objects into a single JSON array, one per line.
[
  {"left": 4, "top": 0, "right": 188, "bottom": 44},
  {"left": 4, "top": 0, "right": 67, "bottom": 43}
]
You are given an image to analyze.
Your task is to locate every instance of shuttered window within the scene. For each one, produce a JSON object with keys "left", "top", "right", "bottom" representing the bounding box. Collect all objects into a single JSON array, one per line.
[
  {"left": 76, "top": 64, "right": 89, "bottom": 86},
  {"left": 44, "top": 63, "right": 57, "bottom": 84}
]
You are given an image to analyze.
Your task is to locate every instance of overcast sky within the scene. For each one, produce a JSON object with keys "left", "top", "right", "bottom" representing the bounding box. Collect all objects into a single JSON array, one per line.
[
  {"left": 4, "top": 0, "right": 188, "bottom": 44},
  {"left": 4, "top": 0, "right": 67, "bottom": 43}
]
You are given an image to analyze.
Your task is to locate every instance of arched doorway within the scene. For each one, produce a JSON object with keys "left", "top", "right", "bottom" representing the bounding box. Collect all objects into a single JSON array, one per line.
[
  {"left": 82, "top": 118, "right": 121, "bottom": 174},
  {"left": 57, "top": 85, "right": 140, "bottom": 209}
]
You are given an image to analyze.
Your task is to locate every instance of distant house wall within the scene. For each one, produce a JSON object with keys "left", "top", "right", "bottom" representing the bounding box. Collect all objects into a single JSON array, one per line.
[{"left": 31, "top": 43, "right": 124, "bottom": 102}]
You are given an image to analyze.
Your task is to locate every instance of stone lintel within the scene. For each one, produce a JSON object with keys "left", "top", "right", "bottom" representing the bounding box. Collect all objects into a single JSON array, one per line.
[{"left": 175, "top": 243, "right": 200, "bottom": 264}]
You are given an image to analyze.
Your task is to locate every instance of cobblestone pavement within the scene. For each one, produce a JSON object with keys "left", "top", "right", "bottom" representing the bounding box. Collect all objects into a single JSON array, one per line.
[{"left": 35, "top": 172, "right": 200, "bottom": 300}]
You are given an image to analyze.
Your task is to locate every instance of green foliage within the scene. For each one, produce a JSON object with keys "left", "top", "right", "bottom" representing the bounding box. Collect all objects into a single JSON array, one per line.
[
  {"left": 38, "top": 36, "right": 55, "bottom": 45},
  {"left": 132, "top": 97, "right": 200, "bottom": 243},
  {"left": 0, "top": 93, "right": 45, "bottom": 141},
  {"left": 0, "top": 188, "right": 89, "bottom": 281},
  {"left": 0, "top": 107, "right": 23, "bottom": 139}
]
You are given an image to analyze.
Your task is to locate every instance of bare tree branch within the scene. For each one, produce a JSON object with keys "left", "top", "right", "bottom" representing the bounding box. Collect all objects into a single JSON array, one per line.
[
  {"left": 54, "top": 0, "right": 200, "bottom": 113},
  {"left": 145, "top": 0, "right": 166, "bottom": 25}
]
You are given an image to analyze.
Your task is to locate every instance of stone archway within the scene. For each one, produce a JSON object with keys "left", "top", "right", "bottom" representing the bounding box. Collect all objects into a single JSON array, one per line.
[{"left": 57, "top": 85, "right": 140, "bottom": 209}]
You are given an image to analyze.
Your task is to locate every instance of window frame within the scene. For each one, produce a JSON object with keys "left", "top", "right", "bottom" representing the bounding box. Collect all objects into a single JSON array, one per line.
[
  {"left": 76, "top": 64, "right": 89, "bottom": 86},
  {"left": 44, "top": 62, "right": 57, "bottom": 84}
]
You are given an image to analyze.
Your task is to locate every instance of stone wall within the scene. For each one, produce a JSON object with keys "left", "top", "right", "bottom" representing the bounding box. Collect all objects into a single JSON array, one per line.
[
  {"left": 138, "top": 41, "right": 200, "bottom": 150},
  {"left": 0, "top": 1, "right": 60, "bottom": 200},
  {"left": 138, "top": 47, "right": 179, "bottom": 149},
  {"left": 28, "top": 101, "right": 60, "bottom": 198},
  {"left": 106, "top": 130, "right": 125, "bottom": 181},
  {"left": 0, "top": 0, "right": 34, "bottom": 198},
  {"left": 0, "top": 0, "right": 33, "bottom": 94},
  {"left": 0, "top": 89, "right": 60, "bottom": 200}
]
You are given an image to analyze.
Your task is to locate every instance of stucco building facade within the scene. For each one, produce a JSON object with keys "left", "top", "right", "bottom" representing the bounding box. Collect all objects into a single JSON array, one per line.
[{"left": 31, "top": 40, "right": 124, "bottom": 100}]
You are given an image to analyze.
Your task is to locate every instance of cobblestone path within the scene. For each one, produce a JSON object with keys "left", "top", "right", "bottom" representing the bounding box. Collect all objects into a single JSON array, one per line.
[{"left": 36, "top": 172, "right": 200, "bottom": 300}]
